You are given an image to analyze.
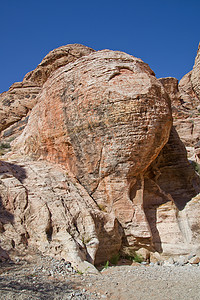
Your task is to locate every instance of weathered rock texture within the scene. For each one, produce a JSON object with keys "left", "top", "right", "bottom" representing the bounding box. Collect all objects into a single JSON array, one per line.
[
  {"left": 165, "top": 43, "right": 200, "bottom": 160},
  {"left": 191, "top": 43, "right": 200, "bottom": 99},
  {"left": 0, "top": 44, "right": 94, "bottom": 146},
  {"left": 144, "top": 127, "right": 200, "bottom": 254},
  {"left": 14, "top": 50, "right": 172, "bottom": 243},
  {"left": 1, "top": 44, "right": 200, "bottom": 269},
  {"left": 0, "top": 159, "right": 101, "bottom": 271}
]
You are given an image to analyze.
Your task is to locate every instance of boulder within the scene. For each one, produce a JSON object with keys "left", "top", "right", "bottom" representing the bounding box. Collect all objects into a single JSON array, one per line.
[
  {"left": 0, "top": 44, "right": 94, "bottom": 143},
  {"left": 13, "top": 49, "right": 172, "bottom": 247},
  {"left": 189, "top": 255, "right": 200, "bottom": 264},
  {"left": 1, "top": 44, "right": 200, "bottom": 269}
]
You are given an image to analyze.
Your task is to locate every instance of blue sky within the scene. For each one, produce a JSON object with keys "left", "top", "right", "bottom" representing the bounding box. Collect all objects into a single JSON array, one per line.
[{"left": 0, "top": 0, "right": 199, "bottom": 93}]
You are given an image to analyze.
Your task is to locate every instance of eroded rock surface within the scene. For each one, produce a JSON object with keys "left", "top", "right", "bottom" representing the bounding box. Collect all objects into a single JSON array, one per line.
[
  {"left": 0, "top": 159, "right": 102, "bottom": 272},
  {"left": 13, "top": 50, "right": 173, "bottom": 252},
  {"left": 0, "top": 44, "right": 94, "bottom": 145},
  {"left": 166, "top": 43, "right": 200, "bottom": 160},
  {"left": 1, "top": 44, "right": 200, "bottom": 269}
]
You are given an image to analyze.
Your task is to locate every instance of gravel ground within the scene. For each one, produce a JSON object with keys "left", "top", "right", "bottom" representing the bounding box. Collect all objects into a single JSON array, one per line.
[{"left": 1, "top": 254, "right": 200, "bottom": 300}]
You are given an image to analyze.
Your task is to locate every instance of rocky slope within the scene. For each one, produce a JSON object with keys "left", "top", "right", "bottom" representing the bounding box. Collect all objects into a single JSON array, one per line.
[{"left": 0, "top": 44, "right": 200, "bottom": 271}]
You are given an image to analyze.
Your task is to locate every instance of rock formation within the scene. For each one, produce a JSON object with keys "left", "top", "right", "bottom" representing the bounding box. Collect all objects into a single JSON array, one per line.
[
  {"left": 163, "top": 43, "right": 200, "bottom": 160},
  {"left": 0, "top": 44, "right": 94, "bottom": 145},
  {"left": 0, "top": 44, "right": 200, "bottom": 270}
]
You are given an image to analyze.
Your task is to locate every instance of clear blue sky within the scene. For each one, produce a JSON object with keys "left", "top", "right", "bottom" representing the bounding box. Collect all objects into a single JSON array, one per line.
[{"left": 0, "top": 0, "right": 199, "bottom": 93}]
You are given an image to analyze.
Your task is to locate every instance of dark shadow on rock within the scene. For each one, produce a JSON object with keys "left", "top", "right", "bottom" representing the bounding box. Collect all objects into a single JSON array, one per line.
[
  {"left": 0, "top": 160, "right": 27, "bottom": 260},
  {"left": 142, "top": 126, "right": 200, "bottom": 253},
  {"left": 150, "top": 127, "right": 200, "bottom": 211},
  {"left": 143, "top": 207, "right": 163, "bottom": 253},
  {"left": 0, "top": 160, "right": 27, "bottom": 183},
  {"left": 93, "top": 215, "right": 123, "bottom": 266},
  {"left": 142, "top": 176, "right": 169, "bottom": 253}
]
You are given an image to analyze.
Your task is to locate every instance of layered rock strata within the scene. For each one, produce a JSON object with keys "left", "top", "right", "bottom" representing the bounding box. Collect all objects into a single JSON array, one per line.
[
  {"left": 0, "top": 44, "right": 94, "bottom": 145},
  {"left": 163, "top": 43, "right": 200, "bottom": 160},
  {"left": 1, "top": 45, "right": 200, "bottom": 269}
]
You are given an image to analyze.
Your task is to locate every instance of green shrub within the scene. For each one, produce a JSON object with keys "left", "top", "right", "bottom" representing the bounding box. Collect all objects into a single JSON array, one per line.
[
  {"left": 190, "top": 160, "right": 200, "bottom": 176},
  {"left": 132, "top": 253, "right": 143, "bottom": 263},
  {"left": 0, "top": 142, "right": 11, "bottom": 149},
  {"left": 110, "top": 253, "right": 120, "bottom": 265},
  {"left": 120, "top": 247, "right": 144, "bottom": 263},
  {"left": 104, "top": 260, "right": 109, "bottom": 269}
]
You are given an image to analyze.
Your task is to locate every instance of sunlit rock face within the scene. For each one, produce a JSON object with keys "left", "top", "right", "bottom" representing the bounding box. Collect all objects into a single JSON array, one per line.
[
  {"left": 14, "top": 49, "right": 172, "bottom": 234},
  {"left": 0, "top": 44, "right": 94, "bottom": 145},
  {"left": 165, "top": 43, "right": 200, "bottom": 161},
  {"left": 1, "top": 44, "right": 200, "bottom": 269},
  {"left": 191, "top": 43, "right": 200, "bottom": 99}
]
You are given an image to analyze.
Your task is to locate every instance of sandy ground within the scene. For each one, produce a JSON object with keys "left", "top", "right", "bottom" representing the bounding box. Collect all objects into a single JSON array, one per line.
[{"left": 0, "top": 255, "right": 200, "bottom": 300}]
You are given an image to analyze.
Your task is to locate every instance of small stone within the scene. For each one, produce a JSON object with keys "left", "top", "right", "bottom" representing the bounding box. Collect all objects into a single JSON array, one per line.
[
  {"left": 188, "top": 253, "right": 196, "bottom": 260},
  {"left": 163, "top": 258, "right": 174, "bottom": 267},
  {"left": 189, "top": 256, "right": 200, "bottom": 264},
  {"left": 176, "top": 256, "right": 188, "bottom": 266},
  {"left": 168, "top": 257, "right": 175, "bottom": 264},
  {"left": 67, "top": 267, "right": 73, "bottom": 272}
]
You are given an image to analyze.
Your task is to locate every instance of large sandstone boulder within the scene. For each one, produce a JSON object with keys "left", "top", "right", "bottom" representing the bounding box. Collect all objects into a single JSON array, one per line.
[
  {"left": 1, "top": 44, "right": 200, "bottom": 270},
  {"left": 14, "top": 49, "right": 172, "bottom": 236},
  {"left": 0, "top": 44, "right": 94, "bottom": 145}
]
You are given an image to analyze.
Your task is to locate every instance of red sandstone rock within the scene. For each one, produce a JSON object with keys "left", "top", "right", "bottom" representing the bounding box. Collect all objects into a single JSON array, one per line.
[
  {"left": 159, "top": 77, "right": 180, "bottom": 107},
  {"left": 0, "top": 44, "right": 94, "bottom": 143},
  {"left": 22, "top": 44, "right": 95, "bottom": 87},
  {"left": 191, "top": 43, "right": 200, "bottom": 99},
  {"left": 160, "top": 43, "right": 200, "bottom": 161},
  {"left": 1, "top": 44, "right": 200, "bottom": 270},
  {"left": 14, "top": 50, "right": 172, "bottom": 240}
]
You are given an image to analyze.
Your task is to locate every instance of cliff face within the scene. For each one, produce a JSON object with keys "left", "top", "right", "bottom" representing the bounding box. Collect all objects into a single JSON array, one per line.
[
  {"left": 164, "top": 43, "right": 200, "bottom": 160},
  {"left": 0, "top": 44, "right": 200, "bottom": 269}
]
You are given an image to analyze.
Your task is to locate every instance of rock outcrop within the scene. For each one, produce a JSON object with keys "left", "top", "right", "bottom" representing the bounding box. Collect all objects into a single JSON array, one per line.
[
  {"left": 166, "top": 43, "right": 200, "bottom": 160},
  {"left": 0, "top": 44, "right": 94, "bottom": 145},
  {"left": 191, "top": 43, "right": 200, "bottom": 99},
  {"left": 1, "top": 44, "right": 200, "bottom": 270}
]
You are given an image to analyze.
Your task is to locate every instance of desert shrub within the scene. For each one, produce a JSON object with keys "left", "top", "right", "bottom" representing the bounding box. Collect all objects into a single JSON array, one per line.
[
  {"left": 0, "top": 142, "right": 11, "bottom": 149},
  {"left": 104, "top": 260, "right": 109, "bottom": 269},
  {"left": 190, "top": 160, "right": 200, "bottom": 176},
  {"left": 120, "top": 247, "right": 144, "bottom": 263},
  {"left": 110, "top": 253, "right": 120, "bottom": 265}
]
